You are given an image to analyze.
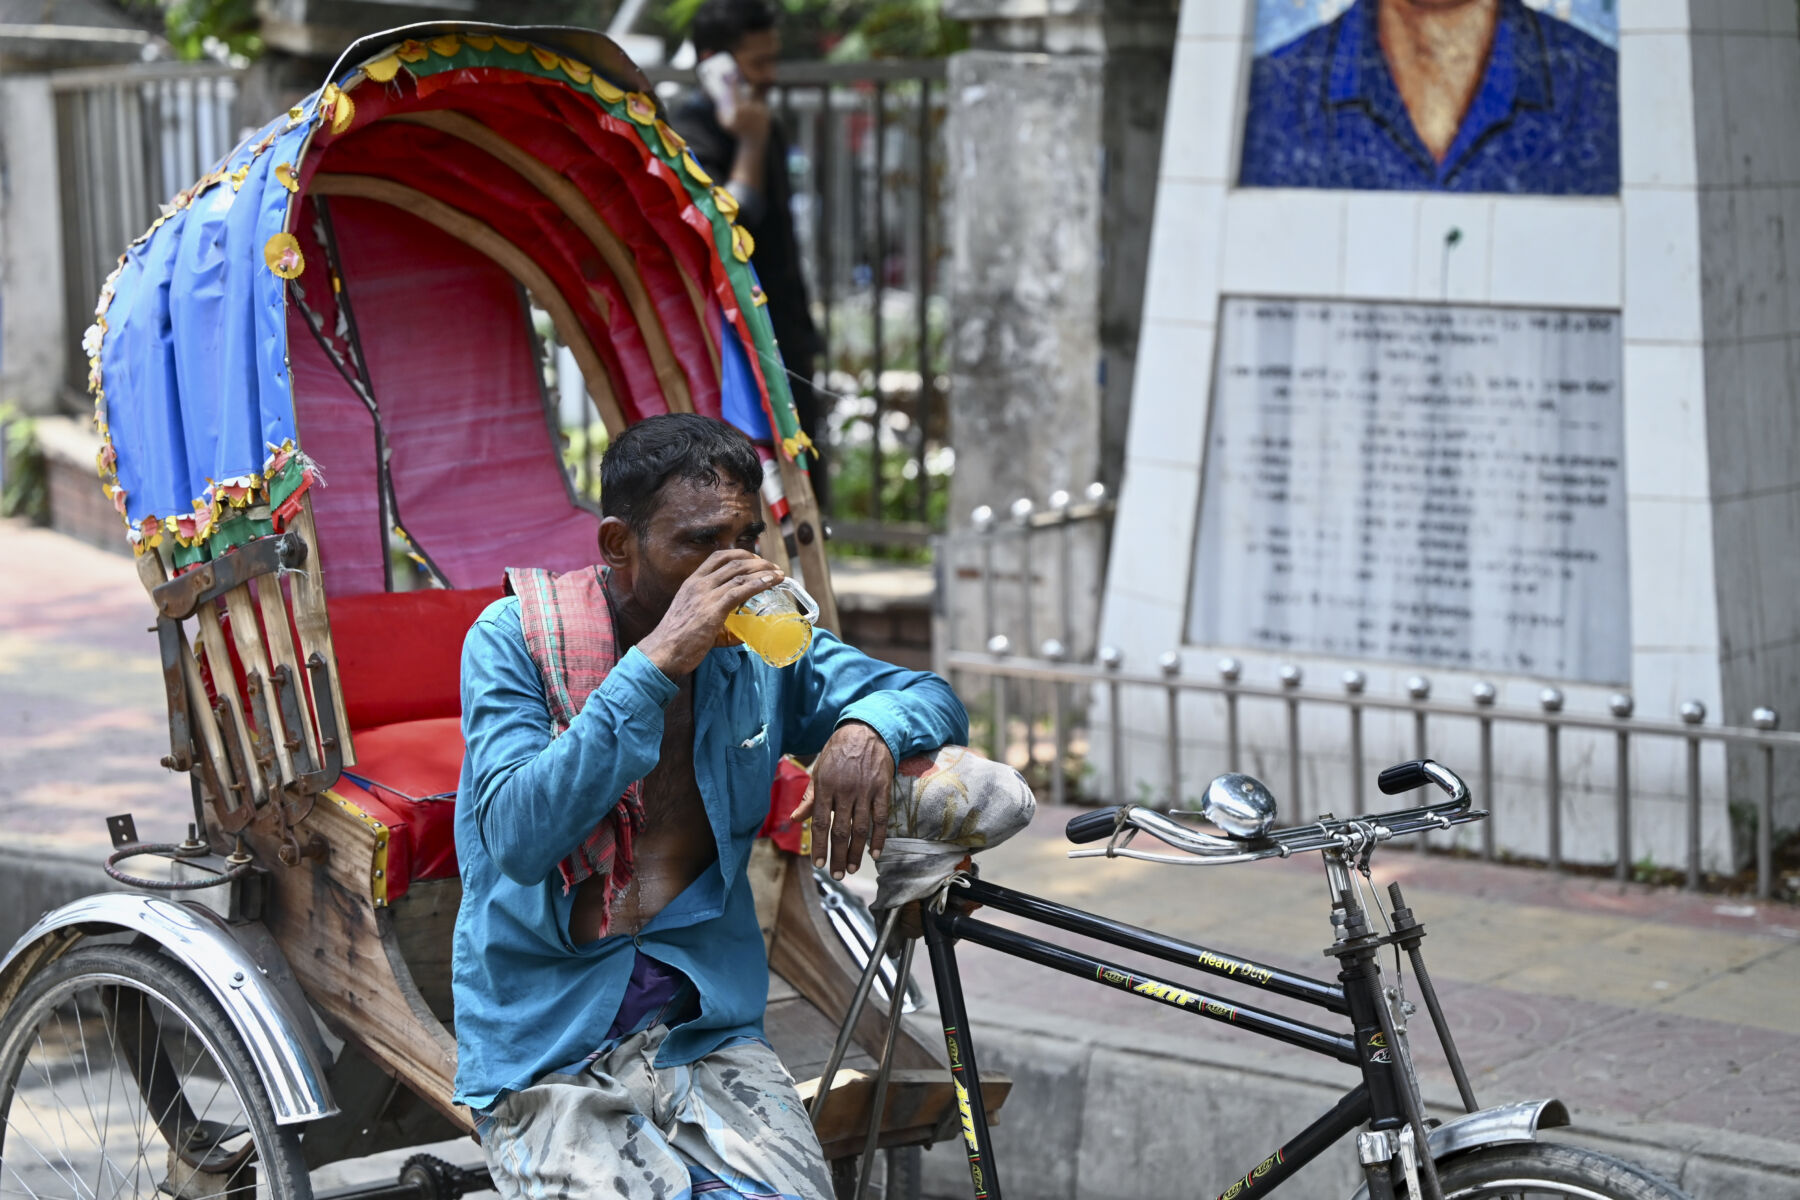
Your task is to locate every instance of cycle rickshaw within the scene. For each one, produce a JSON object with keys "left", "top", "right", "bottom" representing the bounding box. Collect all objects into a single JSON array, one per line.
[{"left": 0, "top": 24, "right": 1003, "bottom": 1199}]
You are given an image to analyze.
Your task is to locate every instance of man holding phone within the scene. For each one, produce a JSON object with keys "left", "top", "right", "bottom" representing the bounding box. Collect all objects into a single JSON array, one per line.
[{"left": 673, "top": 0, "right": 829, "bottom": 508}]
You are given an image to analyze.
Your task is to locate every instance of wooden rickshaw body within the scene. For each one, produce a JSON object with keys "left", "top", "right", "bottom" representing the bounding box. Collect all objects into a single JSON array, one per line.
[{"left": 72, "top": 22, "right": 1006, "bottom": 1180}]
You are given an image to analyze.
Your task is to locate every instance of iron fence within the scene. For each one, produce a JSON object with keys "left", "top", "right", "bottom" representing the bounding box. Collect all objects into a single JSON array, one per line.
[
  {"left": 651, "top": 60, "right": 951, "bottom": 546},
  {"left": 936, "top": 495, "right": 1798, "bottom": 900},
  {"left": 51, "top": 62, "right": 243, "bottom": 399}
]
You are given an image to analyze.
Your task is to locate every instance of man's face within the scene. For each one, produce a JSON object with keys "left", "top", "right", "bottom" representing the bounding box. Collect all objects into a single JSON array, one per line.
[
  {"left": 732, "top": 29, "right": 780, "bottom": 94},
  {"left": 620, "top": 475, "right": 765, "bottom": 620}
]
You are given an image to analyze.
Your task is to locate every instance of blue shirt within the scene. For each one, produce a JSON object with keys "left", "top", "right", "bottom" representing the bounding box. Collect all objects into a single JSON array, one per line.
[
  {"left": 450, "top": 597, "right": 968, "bottom": 1110},
  {"left": 1240, "top": 0, "right": 1618, "bottom": 195}
]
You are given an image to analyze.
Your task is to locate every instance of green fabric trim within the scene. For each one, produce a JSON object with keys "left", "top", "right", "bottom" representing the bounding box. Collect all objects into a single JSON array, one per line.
[
  {"left": 172, "top": 541, "right": 209, "bottom": 570},
  {"left": 390, "top": 37, "right": 808, "bottom": 465},
  {"left": 266, "top": 455, "right": 308, "bottom": 509},
  {"left": 210, "top": 511, "right": 272, "bottom": 553}
]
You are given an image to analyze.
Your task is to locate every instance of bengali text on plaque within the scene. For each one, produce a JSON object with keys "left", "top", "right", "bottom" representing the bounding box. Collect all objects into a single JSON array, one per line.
[{"left": 1187, "top": 297, "right": 1629, "bottom": 684}]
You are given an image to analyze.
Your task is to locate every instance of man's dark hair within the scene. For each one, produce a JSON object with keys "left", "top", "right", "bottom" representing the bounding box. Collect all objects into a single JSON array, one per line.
[
  {"left": 600, "top": 413, "right": 763, "bottom": 536},
  {"left": 690, "top": 0, "right": 776, "bottom": 59}
]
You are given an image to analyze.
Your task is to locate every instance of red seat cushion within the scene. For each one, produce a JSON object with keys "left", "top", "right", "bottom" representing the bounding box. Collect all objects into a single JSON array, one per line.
[
  {"left": 330, "top": 587, "right": 505, "bottom": 730},
  {"left": 331, "top": 716, "right": 465, "bottom": 899}
]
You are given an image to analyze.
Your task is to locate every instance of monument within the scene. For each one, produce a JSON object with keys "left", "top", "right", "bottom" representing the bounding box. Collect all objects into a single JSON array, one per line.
[{"left": 1095, "top": 0, "right": 1800, "bottom": 870}]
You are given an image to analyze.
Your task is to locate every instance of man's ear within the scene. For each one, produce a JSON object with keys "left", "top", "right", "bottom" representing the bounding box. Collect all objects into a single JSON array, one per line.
[{"left": 597, "top": 516, "right": 635, "bottom": 572}]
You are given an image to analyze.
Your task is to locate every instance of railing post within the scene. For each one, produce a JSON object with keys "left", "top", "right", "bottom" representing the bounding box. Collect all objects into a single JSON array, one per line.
[
  {"left": 1754, "top": 707, "right": 1778, "bottom": 900},
  {"left": 1473, "top": 682, "right": 1496, "bottom": 860},
  {"left": 1101, "top": 645, "right": 1125, "bottom": 806},
  {"left": 973, "top": 506, "right": 997, "bottom": 758},
  {"left": 1609, "top": 693, "right": 1634, "bottom": 882},
  {"left": 1160, "top": 650, "right": 1182, "bottom": 811},
  {"left": 1541, "top": 688, "right": 1564, "bottom": 873},
  {"left": 1280, "top": 663, "right": 1303, "bottom": 812},
  {"left": 1050, "top": 488, "right": 1074, "bottom": 653},
  {"left": 1042, "top": 638, "right": 1068, "bottom": 808},
  {"left": 1343, "top": 670, "right": 1366, "bottom": 813},
  {"left": 986, "top": 635, "right": 1011, "bottom": 765},
  {"left": 1681, "top": 700, "right": 1706, "bottom": 889},
  {"left": 1219, "top": 657, "right": 1242, "bottom": 773},
  {"left": 870, "top": 79, "right": 888, "bottom": 525},
  {"left": 913, "top": 78, "right": 934, "bottom": 524},
  {"left": 1408, "top": 675, "right": 1431, "bottom": 851},
  {"left": 1011, "top": 498, "right": 1037, "bottom": 772}
]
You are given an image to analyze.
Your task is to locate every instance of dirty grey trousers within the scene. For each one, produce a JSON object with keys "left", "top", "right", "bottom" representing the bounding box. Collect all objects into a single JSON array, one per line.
[{"left": 478, "top": 1022, "right": 835, "bottom": 1200}]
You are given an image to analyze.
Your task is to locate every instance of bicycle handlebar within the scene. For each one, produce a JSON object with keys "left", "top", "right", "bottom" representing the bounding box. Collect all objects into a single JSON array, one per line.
[
  {"left": 1065, "top": 807, "right": 1123, "bottom": 845},
  {"left": 1064, "top": 759, "right": 1481, "bottom": 865}
]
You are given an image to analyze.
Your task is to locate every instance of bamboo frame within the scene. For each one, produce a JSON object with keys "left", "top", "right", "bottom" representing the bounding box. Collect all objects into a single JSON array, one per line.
[
  {"left": 223, "top": 585, "right": 297, "bottom": 786},
  {"left": 285, "top": 498, "right": 356, "bottom": 767},
  {"left": 255, "top": 573, "right": 318, "bottom": 765},
  {"left": 135, "top": 550, "right": 240, "bottom": 818},
  {"left": 383, "top": 109, "right": 715, "bottom": 406},
  {"left": 307, "top": 172, "right": 629, "bottom": 438}
]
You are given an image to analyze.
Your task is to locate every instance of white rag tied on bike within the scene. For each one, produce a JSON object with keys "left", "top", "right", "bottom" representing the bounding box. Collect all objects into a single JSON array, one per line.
[{"left": 873, "top": 746, "right": 1036, "bottom": 910}]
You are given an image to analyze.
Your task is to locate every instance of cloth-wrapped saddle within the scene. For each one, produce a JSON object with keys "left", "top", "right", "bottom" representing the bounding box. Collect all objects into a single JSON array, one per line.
[{"left": 873, "top": 746, "right": 1036, "bottom": 910}]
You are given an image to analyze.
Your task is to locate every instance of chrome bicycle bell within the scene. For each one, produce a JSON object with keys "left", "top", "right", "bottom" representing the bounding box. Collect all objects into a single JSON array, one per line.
[{"left": 1199, "top": 773, "right": 1278, "bottom": 840}]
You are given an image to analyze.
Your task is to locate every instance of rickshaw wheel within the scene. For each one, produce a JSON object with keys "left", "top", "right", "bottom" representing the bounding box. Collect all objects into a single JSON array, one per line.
[
  {"left": 0, "top": 944, "right": 311, "bottom": 1200},
  {"left": 828, "top": 1146, "right": 923, "bottom": 1200}
]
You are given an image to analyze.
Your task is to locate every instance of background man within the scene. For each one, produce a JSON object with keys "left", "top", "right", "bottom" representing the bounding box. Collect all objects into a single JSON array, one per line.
[
  {"left": 451, "top": 414, "right": 967, "bottom": 1198},
  {"left": 673, "top": 0, "right": 831, "bottom": 509}
]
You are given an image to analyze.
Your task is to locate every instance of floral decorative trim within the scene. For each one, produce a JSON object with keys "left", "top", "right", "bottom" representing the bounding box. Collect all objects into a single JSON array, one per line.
[
  {"left": 90, "top": 25, "right": 807, "bottom": 560},
  {"left": 374, "top": 32, "right": 804, "bottom": 459}
]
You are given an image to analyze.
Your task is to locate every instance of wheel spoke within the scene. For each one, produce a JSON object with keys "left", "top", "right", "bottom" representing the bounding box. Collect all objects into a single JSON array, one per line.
[{"left": 3, "top": 951, "right": 299, "bottom": 1200}]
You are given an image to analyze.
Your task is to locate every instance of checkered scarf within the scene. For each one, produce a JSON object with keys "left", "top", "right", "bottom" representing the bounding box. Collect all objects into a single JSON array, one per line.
[{"left": 504, "top": 566, "right": 644, "bottom": 935}]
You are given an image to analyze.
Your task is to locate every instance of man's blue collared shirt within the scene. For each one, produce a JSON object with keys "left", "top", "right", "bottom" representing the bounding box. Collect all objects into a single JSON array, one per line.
[
  {"left": 450, "top": 598, "right": 969, "bottom": 1111},
  {"left": 1240, "top": 0, "right": 1618, "bottom": 195}
]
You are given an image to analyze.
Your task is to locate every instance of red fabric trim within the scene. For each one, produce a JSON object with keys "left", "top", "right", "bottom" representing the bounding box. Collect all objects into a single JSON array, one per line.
[
  {"left": 330, "top": 714, "right": 468, "bottom": 896},
  {"left": 329, "top": 586, "right": 504, "bottom": 729},
  {"left": 759, "top": 757, "right": 811, "bottom": 856},
  {"left": 296, "top": 68, "right": 727, "bottom": 422}
]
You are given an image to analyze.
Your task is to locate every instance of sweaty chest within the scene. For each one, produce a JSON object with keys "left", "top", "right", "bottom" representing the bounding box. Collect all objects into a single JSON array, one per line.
[{"left": 641, "top": 681, "right": 702, "bottom": 835}]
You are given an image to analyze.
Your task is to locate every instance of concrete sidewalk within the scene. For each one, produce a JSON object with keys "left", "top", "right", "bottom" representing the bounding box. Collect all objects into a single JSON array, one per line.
[{"left": 2, "top": 518, "right": 1797, "bottom": 1198}]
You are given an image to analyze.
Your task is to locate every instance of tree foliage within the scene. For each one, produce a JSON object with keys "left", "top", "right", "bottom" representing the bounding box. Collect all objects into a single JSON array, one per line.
[
  {"left": 660, "top": 0, "right": 965, "bottom": 60},
  {"left": 125, "top": 0, "right": 262, "bottom": 61}
]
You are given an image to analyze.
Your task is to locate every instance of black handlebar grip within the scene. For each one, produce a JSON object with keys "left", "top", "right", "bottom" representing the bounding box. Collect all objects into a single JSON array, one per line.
[
  {"left": 1066, "top": 807, "right": 1123, "bottom": 845},
  {"left": 1377, "top": 760, "right": 1432, "bottom": 796}
]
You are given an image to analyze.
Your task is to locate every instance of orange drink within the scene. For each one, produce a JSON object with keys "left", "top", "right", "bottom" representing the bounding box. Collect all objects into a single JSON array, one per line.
[{"left": 725, "top": 580, "right": 819, "bottom": 667}]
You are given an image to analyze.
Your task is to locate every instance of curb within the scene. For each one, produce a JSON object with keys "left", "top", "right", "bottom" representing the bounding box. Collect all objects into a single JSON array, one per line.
[
  {"left": 0, "top": 847, "right": 126, "bottom": 956},
  {"left": 913, "top": 1007, "right": 1800, "bottom": 1200}
]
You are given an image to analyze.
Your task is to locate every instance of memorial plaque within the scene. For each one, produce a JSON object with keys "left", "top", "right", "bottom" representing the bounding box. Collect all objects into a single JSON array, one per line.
[{"left": 1188, "top": 297, "right": 1629, "bottom": 684}]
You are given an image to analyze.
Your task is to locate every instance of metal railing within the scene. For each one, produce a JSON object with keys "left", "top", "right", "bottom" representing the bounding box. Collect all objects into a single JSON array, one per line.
[
  {"left": 51, "top": 62, "right": 243, "bottom": 400},
  {"left": 652, "top": 59, "right": 951, "bottom": 546},
  {"left": 777, "top": 60, "right": 949, "bottom": 544},
  {"left": 937, "top": 494, "right": 1797, "bottom": 900}
]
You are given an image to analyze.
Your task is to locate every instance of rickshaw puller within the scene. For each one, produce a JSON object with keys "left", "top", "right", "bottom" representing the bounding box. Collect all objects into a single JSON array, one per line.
[{"left": 453, "top": 414, "right": 968, "bottom": 1200}]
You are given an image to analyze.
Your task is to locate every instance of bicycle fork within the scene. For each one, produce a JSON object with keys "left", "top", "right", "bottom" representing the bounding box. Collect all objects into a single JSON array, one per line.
[{"left": 1323, "top": 851, "right": 1445, "bottom": 1200}]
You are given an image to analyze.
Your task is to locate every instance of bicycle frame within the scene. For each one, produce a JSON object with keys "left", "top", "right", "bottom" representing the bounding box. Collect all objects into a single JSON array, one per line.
[{"left": 919, "top": 870, "right": 1422, "bottom": 1200}]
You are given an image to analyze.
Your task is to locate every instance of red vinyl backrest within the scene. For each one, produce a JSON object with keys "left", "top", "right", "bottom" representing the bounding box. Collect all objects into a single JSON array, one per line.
[{"left": 328, "top": 587, "right": 506, "bottom": 730}]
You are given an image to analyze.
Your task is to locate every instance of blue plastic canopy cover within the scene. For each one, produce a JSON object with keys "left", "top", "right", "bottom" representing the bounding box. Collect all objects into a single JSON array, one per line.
[
  {"left": 92, "top": 95, "right": 319, "bottom": 550},
  {"left": 717, "top": 305, "right": 773, "bottom": 443}
]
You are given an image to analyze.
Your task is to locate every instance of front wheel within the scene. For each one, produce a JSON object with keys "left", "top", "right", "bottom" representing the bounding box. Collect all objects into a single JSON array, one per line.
[
  {"left": 1429, "top": 1142, "right": 1691, "bottom": 1199},
  {"left": 0, "top": 942, "right": 311, "bottom": 1199}
]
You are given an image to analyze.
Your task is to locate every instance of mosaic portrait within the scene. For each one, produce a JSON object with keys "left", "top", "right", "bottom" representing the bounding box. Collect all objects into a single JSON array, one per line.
[{"left": 1239, "top": 0, "right": 1619, "bottom": 194}]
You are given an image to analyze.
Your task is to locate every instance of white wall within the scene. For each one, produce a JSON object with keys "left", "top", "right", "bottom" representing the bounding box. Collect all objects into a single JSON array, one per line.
[
  {"left": 0, "top": 76, "right": 69, "bottom": 415},
  {"left": 1093, "top": 0, "right": 1775, "bottom": 869}
]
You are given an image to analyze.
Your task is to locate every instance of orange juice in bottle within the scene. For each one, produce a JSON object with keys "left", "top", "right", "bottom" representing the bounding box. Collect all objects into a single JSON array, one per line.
[{"left": 725, "top": 580, "right": 819, "bottom": 667}]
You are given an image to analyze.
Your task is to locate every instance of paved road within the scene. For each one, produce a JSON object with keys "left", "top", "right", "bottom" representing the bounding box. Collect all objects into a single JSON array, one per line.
[{"left": 3, "top": 518, "right": 1798, "bottom": 1197}]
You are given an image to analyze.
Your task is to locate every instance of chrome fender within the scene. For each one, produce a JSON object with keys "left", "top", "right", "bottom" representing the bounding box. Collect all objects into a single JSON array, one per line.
[
  {"left": 0, "top": 893, "right": 337, "bottom": 1125},
  {"left": 1349, "top": 1099, "right": 1570, "bottom": 1198}
]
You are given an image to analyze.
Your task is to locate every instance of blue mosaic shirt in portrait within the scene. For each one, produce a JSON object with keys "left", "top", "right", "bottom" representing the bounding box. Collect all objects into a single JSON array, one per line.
[{"left": 1239, "top": 0, "right": 1618, "bottom": 195}]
